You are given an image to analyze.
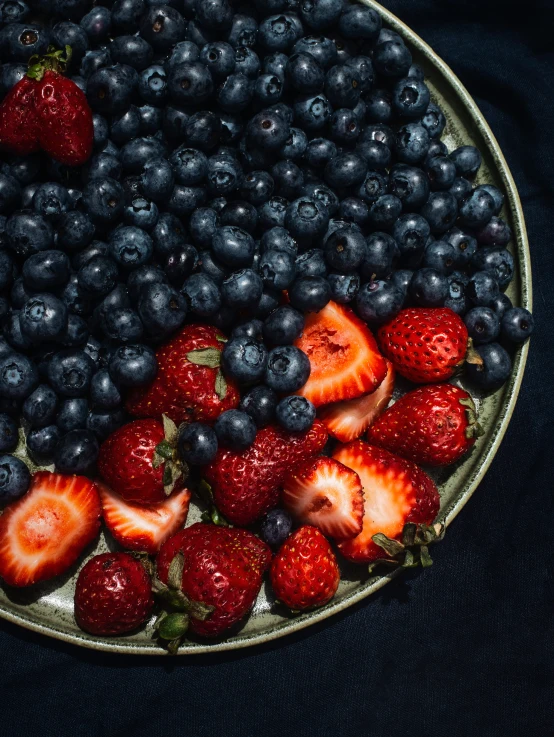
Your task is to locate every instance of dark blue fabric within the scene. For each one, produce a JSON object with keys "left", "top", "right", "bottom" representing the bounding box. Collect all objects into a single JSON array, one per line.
[{"left": 1, "top": 2, "right": 553, "bottom": 735}]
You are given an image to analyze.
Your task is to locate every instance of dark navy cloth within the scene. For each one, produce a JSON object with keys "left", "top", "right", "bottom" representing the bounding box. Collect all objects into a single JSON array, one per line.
[{"left": 1, "top": 2, "right": 553, "bottom": 735}]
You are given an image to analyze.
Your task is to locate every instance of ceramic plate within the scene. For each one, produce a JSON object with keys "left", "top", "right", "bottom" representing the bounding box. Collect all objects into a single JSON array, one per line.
[{"left": 0, "top": 0, "right": 533, "bottom": 654}]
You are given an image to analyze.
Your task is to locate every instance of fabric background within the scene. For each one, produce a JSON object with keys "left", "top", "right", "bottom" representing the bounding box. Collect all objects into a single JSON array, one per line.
[{"left": 1, "top": 1, "right": 553, "bottom": 735}]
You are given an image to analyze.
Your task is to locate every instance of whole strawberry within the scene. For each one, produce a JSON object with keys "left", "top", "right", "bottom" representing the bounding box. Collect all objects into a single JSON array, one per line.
[
  {"left": 126, "top": 324, "right": 240, "bottom": 425},
  {"left": 377, "top": 307, "right": 471, "bottom": 383},
  {"left": 74, "top": 552, "right": 154, "bottom": 636},
  {"left": 98, "top": 417, "right": 186, "bottom": 505},
  {"left": 156, "top": 523, "right": 271, "bottom": 638},
  {"left": 368, "top": 384, "right": 483, "bottom": 466},
  {"left": 0, "top": 46, "right": 93, "bottom": 166},
  {"left": 270, "top": 525, "right": 340, "bottom": 611},
  {"left": 203, "top": 420, "right": 328, "bottom": 526}
]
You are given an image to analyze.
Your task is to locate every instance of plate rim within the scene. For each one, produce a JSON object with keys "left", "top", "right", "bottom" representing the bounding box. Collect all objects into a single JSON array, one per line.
[{"left": 0, "top": 0, "right": 533, "bottom": 655}]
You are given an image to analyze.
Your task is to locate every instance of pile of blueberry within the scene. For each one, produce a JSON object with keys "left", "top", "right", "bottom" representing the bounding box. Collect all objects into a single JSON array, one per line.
[{"left": 0, "top": 0, "right": 533, "bottom": 497}]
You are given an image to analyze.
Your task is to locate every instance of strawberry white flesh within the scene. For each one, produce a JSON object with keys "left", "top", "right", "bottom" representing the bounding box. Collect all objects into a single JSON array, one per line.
[
  {"left": 0, "top": 471, "right": 101, "bottom": 587},
  {"left": 98, "top": 483, "right": 191, "bottom": 555},
  {"left": 319, "top": 360, "right": 395, "bottom": 442},
  {"left": 282, "top": 457, "right": 363, "bottom": 540}
]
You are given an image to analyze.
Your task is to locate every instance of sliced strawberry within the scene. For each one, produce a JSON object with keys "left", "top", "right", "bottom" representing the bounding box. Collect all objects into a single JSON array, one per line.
[
  {"left": 282, "top": 457, "right": 364, "bottom": 540},
  {"left": 332, "top": 442, "right": 440, "bottom": 563},
  {"left": 0, "top": 471, "right": 101, "bottom": 587},
  {"left": 98, "top": 482, "right": 191, "bottom": 555},
  {"left": 318, "top": 359, "right": 395, "bottom": 442},
  {"left": 294, "top": 300, "right": 387, "bottom": 407}
]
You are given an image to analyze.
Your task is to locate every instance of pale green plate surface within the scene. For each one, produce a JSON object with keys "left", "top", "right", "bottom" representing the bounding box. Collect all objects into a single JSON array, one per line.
[{"left": 0, "top": 0, "right": 532, "bottom": 654}]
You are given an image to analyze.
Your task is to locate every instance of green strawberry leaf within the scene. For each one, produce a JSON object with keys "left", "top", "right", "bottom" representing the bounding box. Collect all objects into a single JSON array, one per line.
[
  {"left": 215, "top": 370, "right": 227, "bottom": 400},
  {"left": 186, "top": 348, "right": 221, "bottom": 369},
  {"left": 167, "top": 552, "right": 185, "bottom": 590},
  {"left": 368, "top": 523, "right": 445, "bottom": 575}
]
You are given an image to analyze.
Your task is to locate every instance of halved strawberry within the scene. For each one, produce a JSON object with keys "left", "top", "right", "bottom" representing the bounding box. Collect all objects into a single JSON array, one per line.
[
  {"left": 294, "top": 300, "right": 387, "bottom": 407},
  {"left": 0, "top": 471, "right": 101, "bottom": 587},
  {"left": 282, "top": 457, "right": 364, "bottom": 540},
  {"left": 332, "top": 442, "right": 440, "bottom": 563},
  {"left": 318, "top": 359, "right": 395, "bottom": 442},
  {"left": 98, "top": 482, "right": 191, "bottom": 555}
]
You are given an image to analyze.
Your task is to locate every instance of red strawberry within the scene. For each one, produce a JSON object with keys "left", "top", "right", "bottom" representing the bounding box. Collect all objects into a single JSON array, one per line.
[
  {"left": 294, "top": 300, "right": 387, "bottom": 407},
  {"left": 0, "top": 471, "right": 101, "bottom": 587},
  {"left": 0, "top": 47, "right": 93, "bottom": 166},
  {"left": 318, "top": 359, "right": 395, "bottom": 442},
  {"left": 74, "top": 552, "right": 154, "bottom": 636},
  {"left": 377, "top": 307, "right": 470, "bottom": 384},
  {"left": 368, "top": 384, "right": 483, "bottom": 466},
  {"left": 270, "top": 525, "right": 340, "bottom": 611},
  {"left": 332, "top": 442, "right": 440, "bottom": 563},
  {"left": 156, "top": 523, "right": 271, "bottom": 637},
  {"left": 282, "top": 457, "right": 363, "bottom": 540},
  {"left": 98, "top": 417, "right": 186, "bottom": 506},
  {"left": 98, "top": 482, "right": 191, "bottom": 554},
  {"left": 203, "top": 420, "right": 328, "bottom": 526},
  {"left": 126, "top": 324, "right": 240, "bottom": 425}
]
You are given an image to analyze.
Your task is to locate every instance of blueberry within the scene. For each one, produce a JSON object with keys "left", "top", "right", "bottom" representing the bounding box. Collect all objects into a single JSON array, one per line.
[
  {"left": 275, "top": 394, "right": 315, "bottom": 432},
  {"left": 263, "top": 50, "right": 288, "bottom": 80},
  {"left": 258, "top": 14, "right": 303, "bottom": 51},
  {"left": 212, "top": 225, "right": 256, "bottom": 268},
  {"left": 80, "top": 48, "right": 112, "bottom": 78},
  {"left": 83, "top": 176, "right": 125, "bottom": 225},
  {"left": 368, "top": 195, "right": 403, "bottom": 230},
  {"left": 246, "top": 109, "right": 290, "bottom": 151},
  {"left": 22, "top": 384, "right": 58, "bottom": 428},
  {"left": 87, "top": 409, "right": 126, "bottom": 440},
  {"left": 0, "top": 249, "right": 14, "bottom": 293},
  {"left": 61, "top": 314, "right": 89, "bottom": 349},
  {"left": 260, "top": 226, "right": 297, "bottom": 256},
  {"left": 444, "top": 227, "right": 478, "bottom": 268},
  {"left": 108, "top": 344, "right": 157, "bottom": 387},
  {"left": 304, "top": 137, "right": 337, "bottom": 170},
  {"left": 151, "top": 212, "right": 187, "bottom": 258},
  {"left": 0, "top": 1, "right": 29, "bottom": 25},
  {"left": 0, "top": 63, "right": 26, "bottom": 98},
  {"left": 90, "top": 370, "right": 121, "bottom": 412},
  {"left": 356, "top": 279, "right": 403, "bottom": 325},
  {"left": 324, "top": 227, "right": 366, "bottom": 274},
  {"left": 137, "top": 64, "right": 167, "bottom": 106},
  {"left": 169, "top": 146, "right": 208, "bottom": 185},
  {"left": 339, "top": 197, "right": 369, "bottom": 227},
  {"left": 6, "top": 211, "right": 53, "bottom": 258},
  {"left": 362, "top": 232, "right": 398, "bottom": 279},
  {"left": 327, "top": 272, "right": 359, "bottom": 303},
  {"left": 0, "top": 455, "right": 30, "bottom": 506},
  {"left": 227, "top": 13, "right": 258, "bottom": 48},
  {"left": 166, "top": 40, "right": 200, "bottom": 71},
  {"left": 395, "top": 123, "right": 430, "bottom": 165},
  {"left": 426, "top": 155, "right": 456, "bottom": 191},
  {"left": 220, "top": 200, "right": 258, "bottom": 233},
  {"left": 293, "top": 34, "right": 336, "bottom": 68},
  {"left": 479, "top": 184, "right": 504, "bottom": 215},
  {"left": 221, "top": 268, "right": 263, "bottom": 311},
  {"left": 78, "top": 256, "right": 118, "bottom": 297},
  {"left": 48, "top": 350, "right": 94, "bottom": 398},
  {"left": 474, "top": 216, "right": 512, "bottom": 247},
  {"left": 501, "top": 307, "right": 534, "bottom": 344},
  {"left": 285, "top": 52, "right": 324, "bottom": 94},
  {"left": 261, "top": 508, "right": 293, "bottom": 547},
  {"left": 32, "top": 182, "right": 71, "bottom": 222},
  {"left": 293, "top": 92, "right": 332, "bottom": 131},
  {"left": 4, "top": 310, "right": 31, "bottom": 352},
  {"left": 466, "top": 342, "right": 511, "bottom": 391},
  {"left": 393, "top": 213, "right": 430, "bottom": 267},
  {"left": 178, "top": 422, "right": 218, "bottom": 465},
  {"left": 108, "top": 226, "right": 153, "bottom": 271},
  {"left": 217, "top": 72, "right": 253, "bottom": 112},
  {"left": 234, "top": 47, "right": 262, "bottom": 79},
  {"left": 488, "top": 293, "right": 513, "bottom": 319},
  {"left": 199, "top": 251, "right": 227, "bottom": 286},
  {"left": 138, "top": 283, "right": 187, "bottom": 339},
  {"left": 388, "top": 164, "right": 430, "bottom": 210},
  {"left": 55, "top": 429, "right": 99, "bottom": 475},
  {"left": 221, "top": 336, "right": 268, "bottom": 384},
  {"left": 163, "top": 246, "right": 198, "bottom": 288},
  {"left": 231, "top": 319, "right": 264, "bottom": 342},
  {"left": 271, "top": 159, "right": 304, "bottom": 199},
  {"left": 421, "top": 102, "right": 446, "bottom": 139},
  {"left": 464, "top": 307, "right": 500, "bottom": 345},
  {"left": 265, "top": 345, "right": 310, "bottom": 392},
  {"left": 449, "top": 177, "right": 473, "bottom": 203},
  {"left": 324, "top": 152, "right": 367, "bottom": 188},
  {"left": 420, "top": 191, "right": 458, "bottom": 234},
  {"left": 472, "top": 247, "right": 514, "bottom": 290},
  {"left": 81, "top": 6, "right": 112, "bottom": 43},
  {"left": 301, "top": 182, "right": 338, "bottom": 215},
  {"left": 263, "top": 305, "right": 304, "bottom": 346},
  {"left": 240, "top": 170, "right": 274, "bottom": 205},
  {"left": 207, "top": 151, "right": 242, "bottom": 195},
  {"left": 0, "top": 23, "right": 49, "bottom": 62},
  {"left": 296, "top": 249, "right": 327, "bottom": 278},
  {"left": 168, "top": 61, "right": 213, "bottom": 106},
  {"left": 467, "top": 271, "right": 500, "bottom": 307},
  {"left": 123, "top": 194, "right": 159, "bottom": 230},
  {"left": 140, "top": 6, "right": 186, "bottom": 51},
  {"left": 409, "top": 268, "right": 448, "bottom": 307},
  {"left": 20, "top": 294, "right": 68, "bottom": 344},
  {"left": 199, "top": 41, "right": 235, "bottom": 80},
  {"left": 392, "top": 77, "right": 430, "bottom": 119},
  {"left": 364, "top": 87, "right": 392, "bottom": 123},
  {"left": 214, "top": 409, "right": 257, "bottom": 451},
  {"left": 86, "top": 64, "right": 137, "bottom": 115},
  {"left": 391, "top": 269, "right": 413, "bottom": 299},
  {"left": 102, "top": 307, "right": 143, "bottom": 343},
  {"left": 289, "top": 275, "right": 331, "bottom": 312},
  {"left": 449, "top": 145, "right": 482, "bottom": 178},
  {"left": 356, "top": 170, "right": 388, "bottom": 204},
  {"left": 87, "top": 153, "right": 122, "bottom": 182},
  {"left": 26, "top": 425, "right": 60, "bottom": 465},
  {"left": 259, "top": 249, "right": 296, "bottom": 290},
  {"left": 373, "top": 39, "right": 411, "bottom": 78},
  {"left": 356, "top": 140, "right": 391, "bottom": 171},
  {"left": 189, "top": 208, "right": 219, "bottom": 248},
  {"left": 422, "top": 240, "right": 457, "bottom": 275},
  {"left": 0, "top": 413, "right": 18, "bottom": 452},
  {"left": 459, "top": 187, "right": 495, "bottom": 229},
  {"left": 112, "top": 0, "right": 146, "bottom": 33}
]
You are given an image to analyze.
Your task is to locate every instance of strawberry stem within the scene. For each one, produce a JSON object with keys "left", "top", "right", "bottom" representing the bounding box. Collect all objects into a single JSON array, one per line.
[{"left": 27, "top": 45, "right": 72, "bottom": 81}]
